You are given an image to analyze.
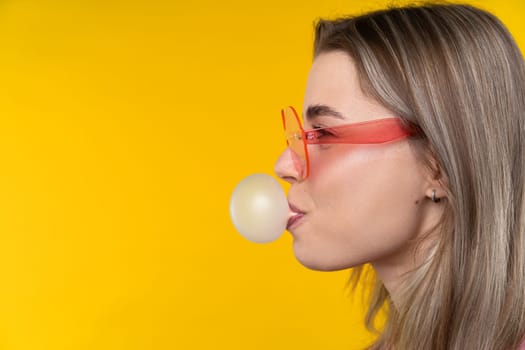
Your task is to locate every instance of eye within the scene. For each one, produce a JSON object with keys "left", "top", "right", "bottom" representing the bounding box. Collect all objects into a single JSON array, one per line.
[
  {"left": 311, "top": 125, "right": 335, "bottom": 139},
  {"left": 308, "top": 125, "right": 336, "bottom": 151}
]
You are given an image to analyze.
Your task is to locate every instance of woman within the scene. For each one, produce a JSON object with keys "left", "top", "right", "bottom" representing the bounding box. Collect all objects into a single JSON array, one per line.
[{"left": 274, "top": 3, "right": 525, "bottom": 350}]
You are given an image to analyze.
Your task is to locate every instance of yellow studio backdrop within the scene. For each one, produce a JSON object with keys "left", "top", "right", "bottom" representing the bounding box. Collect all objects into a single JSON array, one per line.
[{"left": 0, "top": 0, "right": 522, "bottom": 349}]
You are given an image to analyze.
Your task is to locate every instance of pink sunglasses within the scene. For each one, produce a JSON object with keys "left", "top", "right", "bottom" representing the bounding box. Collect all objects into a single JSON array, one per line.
[{"left": 281, "top": 106, "right": 416, "bottom": 179}]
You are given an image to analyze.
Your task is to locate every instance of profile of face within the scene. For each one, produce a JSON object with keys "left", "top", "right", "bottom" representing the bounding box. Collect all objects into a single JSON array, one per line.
[{"left": 275, "top": 51, "right": 440, "bottom": 276}]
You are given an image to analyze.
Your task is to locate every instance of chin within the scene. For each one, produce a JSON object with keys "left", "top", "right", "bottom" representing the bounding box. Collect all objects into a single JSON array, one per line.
[{"left": 293, "top": 245, "right": 356, "bottom": 271}]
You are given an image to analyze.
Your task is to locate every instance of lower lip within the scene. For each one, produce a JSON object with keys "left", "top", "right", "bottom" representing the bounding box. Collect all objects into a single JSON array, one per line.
[{"left": 287, "top": 214, "right": 304, "bottom": 230}]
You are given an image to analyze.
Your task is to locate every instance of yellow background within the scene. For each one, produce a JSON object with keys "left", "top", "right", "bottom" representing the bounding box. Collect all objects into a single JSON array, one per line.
[{"left": 0, "top": 0, "right": 522, "bottom": 349}]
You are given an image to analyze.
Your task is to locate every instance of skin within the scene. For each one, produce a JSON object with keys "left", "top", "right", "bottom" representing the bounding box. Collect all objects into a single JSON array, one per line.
[{"left": 274, "top": 51, "right": 445, "bottom": 298}]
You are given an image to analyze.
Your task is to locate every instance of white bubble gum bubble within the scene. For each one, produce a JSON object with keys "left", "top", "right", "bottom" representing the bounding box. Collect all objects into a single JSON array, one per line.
[{"left": 229, "top": 174, "right": 289, "bottom": 243}]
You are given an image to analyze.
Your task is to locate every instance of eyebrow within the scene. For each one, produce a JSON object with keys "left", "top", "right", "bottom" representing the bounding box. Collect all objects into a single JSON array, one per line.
[{"left": 304, "top": 104, "right": 346, "bottom": 121}]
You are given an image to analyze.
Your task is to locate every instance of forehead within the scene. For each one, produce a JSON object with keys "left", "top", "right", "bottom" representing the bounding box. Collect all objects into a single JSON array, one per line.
[{"left": 303, "top": 51, "right": 395, "bottom": 123}]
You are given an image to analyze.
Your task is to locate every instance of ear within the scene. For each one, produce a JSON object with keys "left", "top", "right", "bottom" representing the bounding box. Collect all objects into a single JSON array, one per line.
[{"left": 423, "top": 155, "right": 448, "bottom": 202}]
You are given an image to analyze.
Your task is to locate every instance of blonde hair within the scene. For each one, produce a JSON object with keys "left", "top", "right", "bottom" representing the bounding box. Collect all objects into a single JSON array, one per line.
[{"left": 314, "top": 3, "right": 525, "bottom": 350}]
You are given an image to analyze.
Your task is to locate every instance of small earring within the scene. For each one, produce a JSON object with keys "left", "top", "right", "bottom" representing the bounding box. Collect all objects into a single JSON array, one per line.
[{"left": 431, "top": 189, "right": 441, "bottom": 203}]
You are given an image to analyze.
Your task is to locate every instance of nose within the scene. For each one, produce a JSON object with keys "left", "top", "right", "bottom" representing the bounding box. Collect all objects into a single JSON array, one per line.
[{"left": 274, "top": 148, "right": 302, "bottom": 184}]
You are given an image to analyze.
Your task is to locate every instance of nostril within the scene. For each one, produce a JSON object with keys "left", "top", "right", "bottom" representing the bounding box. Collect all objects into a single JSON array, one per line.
[{"left": 281, "top": 175, "right": 297, "bottom": 184}]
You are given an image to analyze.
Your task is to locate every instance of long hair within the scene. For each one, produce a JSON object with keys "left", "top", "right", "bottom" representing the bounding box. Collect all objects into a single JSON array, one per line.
[{"left": 314, "top": 3, "right": 525, "bottom": 349}]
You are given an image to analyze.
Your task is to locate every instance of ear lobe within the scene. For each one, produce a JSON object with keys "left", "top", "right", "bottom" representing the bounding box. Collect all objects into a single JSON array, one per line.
[{"left": 424, "top": 187, "right": 446, "bottom": 202}]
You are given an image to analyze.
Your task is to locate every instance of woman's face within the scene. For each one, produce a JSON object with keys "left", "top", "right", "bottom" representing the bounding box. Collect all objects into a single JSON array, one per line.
[{"left": 275, "top": 51, "right": 434, "bottom": 273}]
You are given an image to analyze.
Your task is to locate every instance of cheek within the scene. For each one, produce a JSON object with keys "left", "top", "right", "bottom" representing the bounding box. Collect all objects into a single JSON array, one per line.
[
  {"left": 308, "top": 143, "right": 423, "bottom": 193},
  {"left": 307, "top": 144, "right": 389, "bottom": 198},
  {"left": 307, "top": 146, "right": 378, "bottom": 224},
  {"left": 307, "top": 144, "right": 426, "bottom": 238},
  {"left": 307, "top": 145, "right": 367, "bottom": 180}
]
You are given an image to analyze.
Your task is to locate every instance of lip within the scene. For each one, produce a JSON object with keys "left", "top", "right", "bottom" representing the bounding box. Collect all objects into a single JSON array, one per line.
[{"left": 287, "top": 203, "right": 305, "bottom": 230}]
